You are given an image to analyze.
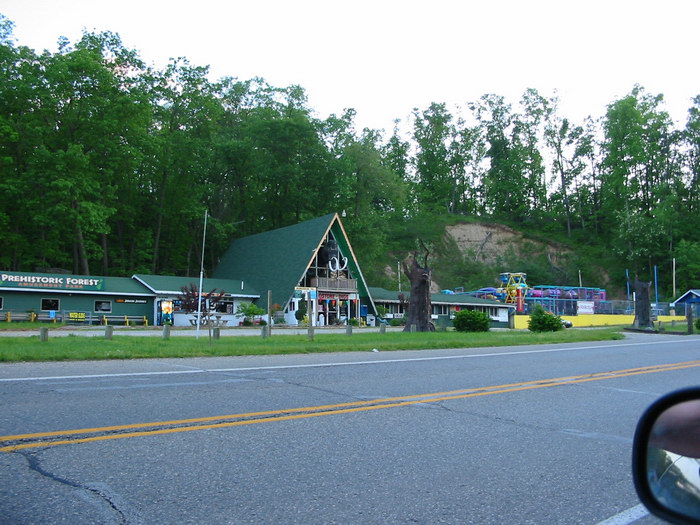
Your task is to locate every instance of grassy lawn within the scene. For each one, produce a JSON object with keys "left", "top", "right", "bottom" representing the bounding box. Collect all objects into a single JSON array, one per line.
[{"left": 0, "top": 328, "right": 624, "bottom": 362}]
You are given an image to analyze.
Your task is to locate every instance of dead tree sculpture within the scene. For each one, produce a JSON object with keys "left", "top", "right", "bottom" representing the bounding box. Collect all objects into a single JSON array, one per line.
[
  {"left": 632, "top": 277, "right": 653, "bottom": 329},
  {"left": 401, "top": 242, "right": 434, "bottom": 332}
]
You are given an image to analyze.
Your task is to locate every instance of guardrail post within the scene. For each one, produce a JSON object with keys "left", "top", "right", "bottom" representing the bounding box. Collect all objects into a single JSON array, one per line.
[
  {"left": 346, "top": 324, "right": 352, "bottom": 336},
  {"left": 307, "top": 325, "right": 314, "bottom": 341},
  {"left": 39, "top": 327, "right": 48, "bottom": 342},
  {"left": 688, "top": 304, "right": 694, "bottom": 334},
  {"left": 162, "top": 324, "right": 171, "bottom": 340},
  {"left": 410, "top": 324, "right": 417, "bottom": 332},
  {"left": 380, "top": 323, "right": 386, "bottom": 335},
  {"left": 260, "top": 326, "right": 268, "bottom": 339},
  {"left": 213, "top": 327, "right": 221, "bottom": 340},
  {"left": 105, "top": 325, "right": 113, "bottom": 340}
]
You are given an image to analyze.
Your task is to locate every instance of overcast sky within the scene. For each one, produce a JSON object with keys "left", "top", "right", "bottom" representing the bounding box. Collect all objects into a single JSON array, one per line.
[{"left": 2, "top": 0, "right": 699, "bottom": 132}]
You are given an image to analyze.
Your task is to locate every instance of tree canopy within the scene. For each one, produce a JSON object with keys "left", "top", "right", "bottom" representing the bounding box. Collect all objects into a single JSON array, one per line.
[{"left": 2, "top": 14, "right": 699, "bottom": 299}]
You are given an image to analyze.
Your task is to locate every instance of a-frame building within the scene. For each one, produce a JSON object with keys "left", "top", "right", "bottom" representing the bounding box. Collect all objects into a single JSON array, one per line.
[{"left": 214, "top": 213, "right": 376, "bottom": 326}]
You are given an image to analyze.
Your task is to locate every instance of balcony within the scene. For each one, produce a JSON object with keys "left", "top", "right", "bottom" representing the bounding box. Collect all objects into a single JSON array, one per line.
[{"left": 311, "top": 277, "right": 358, "bottom": 292}]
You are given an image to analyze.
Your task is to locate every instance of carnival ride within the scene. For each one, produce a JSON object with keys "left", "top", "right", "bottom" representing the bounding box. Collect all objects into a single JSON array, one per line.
[{"left": 470, "top": 273, "right": 608, "bottom": 315}]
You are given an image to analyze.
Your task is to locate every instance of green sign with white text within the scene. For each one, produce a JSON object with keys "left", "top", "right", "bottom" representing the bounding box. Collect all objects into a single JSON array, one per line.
[{"left": 0, "top": 273, "right": 105, "bottom": 291}]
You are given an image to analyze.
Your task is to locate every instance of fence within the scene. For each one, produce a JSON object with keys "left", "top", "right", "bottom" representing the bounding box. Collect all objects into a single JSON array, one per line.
[{"left": 522, "top": 298, "right": 682, "bottom": 317}]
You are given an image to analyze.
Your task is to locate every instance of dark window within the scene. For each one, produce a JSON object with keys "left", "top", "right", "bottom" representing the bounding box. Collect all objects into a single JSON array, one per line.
[
  {"left": 0, "top": 296, "right": 3, "bottom": 310},
  {"left": 95, "top": 301, "right": 112, "bottom": 313},
  {"left": 41, "top": 298, "right": 59, "bottom": 311},
  {"left": 215, "top": 301, "right": 234, "bottom": 314}
]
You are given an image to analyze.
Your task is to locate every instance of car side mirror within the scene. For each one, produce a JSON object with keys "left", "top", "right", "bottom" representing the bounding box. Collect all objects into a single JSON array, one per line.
[{"left": 633, "top": 387, "right": 700, "bottom": 524}]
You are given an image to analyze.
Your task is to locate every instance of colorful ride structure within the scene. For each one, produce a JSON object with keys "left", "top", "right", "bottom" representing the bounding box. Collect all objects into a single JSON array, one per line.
[
  {"left": 471, "top": 274, "right": 607, "bottom": 315},
  {"left": 500, "top": 272, "right": 528, "bottom": 312}
]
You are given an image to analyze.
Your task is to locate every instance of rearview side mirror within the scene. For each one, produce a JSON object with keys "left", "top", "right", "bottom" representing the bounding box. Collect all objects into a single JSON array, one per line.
[{"left": 633, "top": 387, "right": 700, "bottom": 524}]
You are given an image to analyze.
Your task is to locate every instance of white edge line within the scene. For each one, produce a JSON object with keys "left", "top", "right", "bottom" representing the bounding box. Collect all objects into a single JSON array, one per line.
[
  {"left": 594, "top": 503, "right": 649, "bottom": 525},
  {"left": 1, "top": 338, "right": 698, "bottom": 383}
]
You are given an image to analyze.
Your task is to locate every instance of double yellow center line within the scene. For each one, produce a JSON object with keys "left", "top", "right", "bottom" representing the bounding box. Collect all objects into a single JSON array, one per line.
[{"left": 2, "top": 360, "right": 699, "bottom": 452}]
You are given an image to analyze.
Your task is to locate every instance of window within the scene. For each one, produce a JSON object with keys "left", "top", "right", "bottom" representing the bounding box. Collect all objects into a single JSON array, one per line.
[
  {"left": 215, "top": 301, "right": 234, "bottom": 314},
  {"left": 95, "top": 301, "right": 112, "bottom": 313},
  {"left": 0, "top": 296, "right": 3, "bottom": 310},
  {"left": 41, "top": 298, "right": 60, "bottom": 311}
]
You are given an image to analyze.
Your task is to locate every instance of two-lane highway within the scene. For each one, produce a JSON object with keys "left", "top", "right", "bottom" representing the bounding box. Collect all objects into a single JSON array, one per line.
[{"left": 1, "top": 332, "right": 698, "bottom": 524}]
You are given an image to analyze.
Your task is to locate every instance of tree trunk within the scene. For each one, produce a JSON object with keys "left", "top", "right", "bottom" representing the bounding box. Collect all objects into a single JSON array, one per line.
[
  {"left": 633, "top": 277, "right": 653, "bottom": 329},
  {"left": 402, "top": 257, "right": 434, "bottom": 332}
]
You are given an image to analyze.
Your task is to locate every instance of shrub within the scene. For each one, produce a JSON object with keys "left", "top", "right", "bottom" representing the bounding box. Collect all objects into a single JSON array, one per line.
[
  {"left": 528, "top": 304, "right": 564, "bottom": 332},
  {"left": 295, "top": 303, "right": 307, "bottom": 322},
  {"left": 390, "top": 318, "right": 405, "bottom": 327},
  {"left": 348, "top": 318, "right": 360, "bottom": 327},
  {"left": 695, "top": 318, "right": 700, "bottom": 332},
  {"left": 453, "top": 309, "right": 490, "bottom": 332}
]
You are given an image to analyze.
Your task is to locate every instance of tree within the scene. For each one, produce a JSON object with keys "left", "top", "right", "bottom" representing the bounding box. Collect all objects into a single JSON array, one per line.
[
  {"left": 474, "top": 94, "right": 529, "bottom": 222},
  {"left": 401, "top": 242, "right": 434, "bottom": 332},
  {"left": 177, "top": 284, "right": 226, "bottom": 339}
]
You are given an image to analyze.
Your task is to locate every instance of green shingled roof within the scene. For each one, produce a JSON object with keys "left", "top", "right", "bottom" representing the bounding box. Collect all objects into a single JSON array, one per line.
[
  {"left": 132, "top": 274, "right": 259, "bottom": 297},
  {"left": 213, "top": 213, "right": 374, "bottom": 311}
]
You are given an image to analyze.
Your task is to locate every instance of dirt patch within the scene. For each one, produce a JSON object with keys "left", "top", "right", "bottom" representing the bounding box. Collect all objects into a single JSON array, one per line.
[{"left": 445, "top": 222, "right": 570, "bottom": 267}]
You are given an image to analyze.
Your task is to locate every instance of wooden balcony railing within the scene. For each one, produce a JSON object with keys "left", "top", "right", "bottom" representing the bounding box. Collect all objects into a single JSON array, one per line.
[{"left": 310, "top": 277, "right": 358, "bottom": 291}]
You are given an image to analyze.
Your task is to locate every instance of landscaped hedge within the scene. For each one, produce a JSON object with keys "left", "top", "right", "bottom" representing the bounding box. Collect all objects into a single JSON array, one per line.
[{"left": 453, "top": 310, "right": 490, "bottom": 332}]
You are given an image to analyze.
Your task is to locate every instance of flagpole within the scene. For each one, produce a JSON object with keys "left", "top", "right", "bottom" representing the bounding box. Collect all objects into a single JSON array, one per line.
[{"left": 196, "top": 209, "right": 208, "bottom": 339}]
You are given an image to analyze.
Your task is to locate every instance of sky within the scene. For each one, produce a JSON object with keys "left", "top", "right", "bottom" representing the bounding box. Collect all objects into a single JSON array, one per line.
[{"left": 2, "top": 0, "right": 699, "bottom": 133}]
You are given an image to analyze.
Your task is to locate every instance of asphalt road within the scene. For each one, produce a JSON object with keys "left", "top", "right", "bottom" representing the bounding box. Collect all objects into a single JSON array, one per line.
[{"left": 1, "top": 332, "right": 699, "bottom": 524}]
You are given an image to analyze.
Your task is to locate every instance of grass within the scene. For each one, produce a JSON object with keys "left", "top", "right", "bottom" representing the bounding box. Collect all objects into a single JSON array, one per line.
[
  {"left": 0, "top": 321, "right": 68, "bottom": 330},
  {"left": 0, "top": 328, "right": 624, "bottom": 362}
]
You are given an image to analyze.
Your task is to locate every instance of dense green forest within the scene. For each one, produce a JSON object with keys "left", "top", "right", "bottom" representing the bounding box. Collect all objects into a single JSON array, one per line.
[{"left": 1, "top": 16, "right": 699, "bottom": 299}]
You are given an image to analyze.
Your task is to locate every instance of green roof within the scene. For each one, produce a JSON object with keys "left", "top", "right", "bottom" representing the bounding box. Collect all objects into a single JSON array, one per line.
[
  {"left": 214, "top": 214, "right": 336, "bottom": 309},
  {"left": 368, "top": 287, "right": 514, "bottom": 308},
  {"left": 132, "top": 274, "right": 259, "bottom": 297},
  {"left": 214, "top": 213, "right": 375, "bottom": 311}
]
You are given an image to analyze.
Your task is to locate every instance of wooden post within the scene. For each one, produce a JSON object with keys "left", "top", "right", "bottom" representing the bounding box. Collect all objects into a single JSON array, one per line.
[
  {"left": 39, "top": 327, "right": 48, "bottom": 342},
  {"left": 346, "top": 323, "right": 352, "bottom": 336},
  {"left": 162, "top": 324, "right": 171, "bottom": 340},
  {"left": 213, "top": 327, "right": 221, "bottom": 340},
  {"left": 307, "top": 325, "right": 314, "bottom": 341},
  {"left": 380, "top": 323, "right": 386, "bottom": 335},
  {"left": 688, "top": 303, "right": 694, "bottom": 334},
  {"left": 267, "top": 290, "right": 272, "bottom": 336},
  {"left": 105, "top": 325, "right": 113, "bottom": 340}
]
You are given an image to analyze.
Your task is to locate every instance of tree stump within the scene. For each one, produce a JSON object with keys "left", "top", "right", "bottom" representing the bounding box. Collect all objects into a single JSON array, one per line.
[
  {"left": 633, "top": 277, "right": 653, "bottom": 329},
  {"left": 402, "top": 257, "right": 434, "bottom": 332}
]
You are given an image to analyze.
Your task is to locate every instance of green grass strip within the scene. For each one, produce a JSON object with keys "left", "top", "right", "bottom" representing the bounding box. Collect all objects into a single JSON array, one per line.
[{"left": 0, "top": 328, "right": 624, "bottom": 362}]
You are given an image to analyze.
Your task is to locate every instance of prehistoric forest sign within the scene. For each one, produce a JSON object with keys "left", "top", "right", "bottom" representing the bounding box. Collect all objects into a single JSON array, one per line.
[{"left": 0, "top": 273, "right": 105, "bottom": 291}]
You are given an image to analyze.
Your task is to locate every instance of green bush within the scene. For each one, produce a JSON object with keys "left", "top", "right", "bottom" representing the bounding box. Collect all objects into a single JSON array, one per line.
[
  {"left": 695, "top": 318, "right": 700, "bottom": 332},
  {"left": 390, "top": 318, "right": 405, "bottom": 327},
  {"left": 295, "top": 303, "right": 307, "bottom": 322},
  {"left": 528, "top": 304, "right": 564, "bottom": 332},
  {"left": 453, "top": 309, "right": 490, "bottom": 332},
  {"left": 348, "top": 318, "right": 360, "bottom": 327}
]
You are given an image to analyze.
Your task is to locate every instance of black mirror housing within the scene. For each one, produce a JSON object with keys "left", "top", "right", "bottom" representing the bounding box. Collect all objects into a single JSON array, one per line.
[{"left": 633, "top": 386, "right": 700, "bottom": 525}]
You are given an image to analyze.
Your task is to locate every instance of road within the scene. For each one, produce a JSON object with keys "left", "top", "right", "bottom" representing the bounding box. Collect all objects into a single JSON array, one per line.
[{"left": 1, "top": 332, "right": 698, "bottom": 524}]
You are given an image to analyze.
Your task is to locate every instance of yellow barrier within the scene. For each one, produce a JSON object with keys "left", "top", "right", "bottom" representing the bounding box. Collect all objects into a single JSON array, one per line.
[{"left": 513, "top": 314, "right": 687, "bottom": 329}]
